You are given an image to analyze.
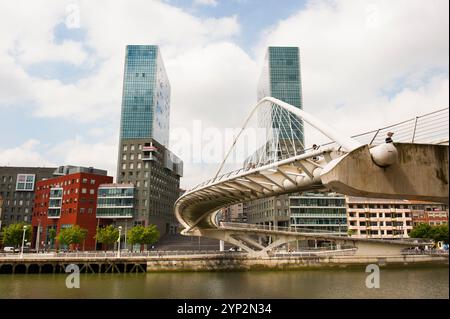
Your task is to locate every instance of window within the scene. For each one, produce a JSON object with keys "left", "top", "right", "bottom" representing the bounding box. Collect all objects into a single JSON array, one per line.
[
  {"left": 89, "top": 189, "right": 95, "bottom": 195},
  {"left": 137, "top": 163, "right": 141, "bottom": 169},
  {"left": 16, "top": 174, "right": 35, "bottom": 191},
  {"left": 82, "top": 178, "right": 88, "bottom": 183},
  {"left": 123, "top": 145, "right": 128, "bottom": 151},
  {"left": 90, "top": 179, "right": 95, "bottom": 184},
  {"left": 130, "top": 163, "right": 134, "bottom": 169},
  {"left": 122, "top": 154, "right": 127, "bottom": 160},
  {"left": 82, "top": 188, "right": 87, "bottom": 194},
  {"left": 80, "top": 208, "right": 85, "bottom": 214},
  {"left": 88, "top": 208, "right": 93, "bottom": 214},
  {"left": 131, "top": 145, "right": 135, "bottom": 151}
]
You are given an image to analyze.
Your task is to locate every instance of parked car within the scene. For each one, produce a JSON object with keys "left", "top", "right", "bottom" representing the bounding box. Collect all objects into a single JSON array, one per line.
[{"left": 3, "top": 247, "right": 19, "bottom": 253}]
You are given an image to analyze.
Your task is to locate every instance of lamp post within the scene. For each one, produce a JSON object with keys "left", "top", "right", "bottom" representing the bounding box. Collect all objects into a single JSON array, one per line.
[
  {"left": 20, "top": 225, "right": 27, "bottom": 259},
  {"left": 117, "top": 226, "right": 122, "bottom": 258}
]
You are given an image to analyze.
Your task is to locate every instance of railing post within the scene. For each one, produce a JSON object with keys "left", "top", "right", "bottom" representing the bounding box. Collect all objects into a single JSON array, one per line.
[
  {"left": 412, "top": 116, "right": 419, "bottom": 143},
  {"left": 369, "top": 129, "right": 380, "bottom": 145}
]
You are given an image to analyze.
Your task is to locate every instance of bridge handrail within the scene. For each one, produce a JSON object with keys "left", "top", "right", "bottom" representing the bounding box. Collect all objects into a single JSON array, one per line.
[{"left": 220, "top": 222, "right": 344, "bottom": 235}]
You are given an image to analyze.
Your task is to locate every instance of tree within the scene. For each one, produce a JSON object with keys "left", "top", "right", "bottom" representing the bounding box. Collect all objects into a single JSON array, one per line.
[
  {"left": 95, "top": 225, "right": 119, "bottom": 250},
  {"left": 142, "top": 224, "right": 160, "bottom": 249},
  {"left": 57, "top": 225, "right": 88, "bottom": 251},
  {"left": 430, "top": 224, "right": 449, "bottom": 244},
  {"left": 48, "top": 228, "right": 57, "bottom": 248},
  {"left": 409, "top": 223, "right": 433, "bottom": 239},
  {"left": 1, "top": 223, "right": 32, "bottom": 249},
  {"left": 409, "top": 223, "right": 449, "bottom": 244},
  {"left": 127, "top": 225, "right": 160, "bottom": 251}
]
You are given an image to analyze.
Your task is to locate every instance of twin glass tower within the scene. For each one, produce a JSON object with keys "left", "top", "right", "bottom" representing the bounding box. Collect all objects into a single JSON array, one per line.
[
  {"left": 116, "top": 45, "right": 182, "bottom": 235},
  {"left": 257, "top": 47, "right": 304, "bottom": 162}
]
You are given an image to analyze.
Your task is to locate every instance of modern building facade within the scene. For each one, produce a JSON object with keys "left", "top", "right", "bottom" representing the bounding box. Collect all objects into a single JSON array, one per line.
[
  {"left": 219, "top": 203, "right": 246, "bottom": 223},
  {"left": 116, "top": 45, "right": 183, "bottom": 235},
  {"left": 408, "top": 201, "right": 448, "bottom": 226},
  {"left": 289, "top": 192, "right": 347, "bottom": 234},
  {"left": 119, "top": 45, "right": 171, "bottom": 146},
  {"left": 96, "top": 183, "right": 135, "bottom": 220},
  {"left": 245, "top": 47, "right": 305, "bottom": 227},
  {"left": 0, "top": 166, "right": 56, "bottom": 230},
  {"left": 257, "top": 46, "right": 304, "bottom": 154},
  {"left": 31, "top": 166, "right": 113, "bottom": 250},
  {"left": 245, "top": 195, "right": 291, "bottom": 228},
  {"left": 346, "top": 196, "right": 414, "bottom": 239}
]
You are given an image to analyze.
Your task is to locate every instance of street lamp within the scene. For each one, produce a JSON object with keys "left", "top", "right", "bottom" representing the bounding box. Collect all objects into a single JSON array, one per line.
[
  {"left": 20, "top": 225, "right": 27, "bottom": 259},
  {"left": 117, "top": 226, "right": 122, "bottom": 258}
]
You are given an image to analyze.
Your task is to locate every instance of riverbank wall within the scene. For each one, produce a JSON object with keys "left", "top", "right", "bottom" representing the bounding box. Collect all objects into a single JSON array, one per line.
[
  {"left": 145, "top": 254, "right": 449, "bottom": 271},
  {"left": 0, "top": 253, "right": 447, "bottom": 274}
]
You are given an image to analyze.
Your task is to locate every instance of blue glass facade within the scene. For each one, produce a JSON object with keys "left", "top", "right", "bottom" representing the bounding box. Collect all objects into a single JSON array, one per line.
[
  {"left": 257, "top": 46, "right": 304, "bottom": 147},
  {"left": 119, "top": 45, "right": 170, "bottom": 146}
]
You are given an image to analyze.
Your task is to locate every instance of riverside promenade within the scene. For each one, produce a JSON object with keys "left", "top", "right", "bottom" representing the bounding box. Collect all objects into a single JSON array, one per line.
[{"left": 0, "top": 249, "right": 448, "bottom": 274}]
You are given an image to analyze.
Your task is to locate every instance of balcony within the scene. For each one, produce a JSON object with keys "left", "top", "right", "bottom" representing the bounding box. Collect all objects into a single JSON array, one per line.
[
  {"left": 96, "top": 208, "right": 133, "bottom": 219},
  {"left": 48, "top": 208, "right": 61, "bottom": 219},
  {"left": 142, "top": 155, "right": 155, "bottom": 161},
  {"left": 142, "top": 146, "right": 158, "bottom": 152}
]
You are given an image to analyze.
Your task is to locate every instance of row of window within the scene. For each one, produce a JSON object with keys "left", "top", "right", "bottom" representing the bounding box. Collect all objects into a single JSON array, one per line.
[
  {"left": 349, "top": 221, "right": 411, "bottom": 227},
  {"left": 348, "top": 212, "right": 411, "bottom": 218},
  {"left": 36, "top": 178, "right": 96, "bottom": 191},
  {"left": 34, "top": 207, "right": 94, "bottom": 216},
  {"left": 0, "top": 191, "right": 32, "bottom": 199}
]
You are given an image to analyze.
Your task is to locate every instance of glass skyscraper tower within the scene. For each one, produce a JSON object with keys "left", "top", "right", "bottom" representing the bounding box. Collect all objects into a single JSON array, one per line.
[
  {"left": 257, "top": 46, "right": 304, "bottom": 156},
  {"left": 245, "top": 47, "right": 304, "bottom": 230},
  {"left": 119, "top": 45, "right": 170, "bottom": 146},
  {"left": 115, "top": 45, "right": 182, "bottom": 235}
]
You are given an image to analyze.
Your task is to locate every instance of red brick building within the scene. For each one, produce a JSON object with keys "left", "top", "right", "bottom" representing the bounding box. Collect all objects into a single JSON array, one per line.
[
  {"left": 32, "top": 166, "right": 112, "bottom": 250},
  {"left": 410, "top": 201, "right": 449, "bottom": 226}
]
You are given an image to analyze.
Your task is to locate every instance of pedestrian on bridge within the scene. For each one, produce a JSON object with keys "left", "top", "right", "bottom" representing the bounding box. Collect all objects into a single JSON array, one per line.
[{"left": 385, "top": 132, "right": 394, "bottom": 143}]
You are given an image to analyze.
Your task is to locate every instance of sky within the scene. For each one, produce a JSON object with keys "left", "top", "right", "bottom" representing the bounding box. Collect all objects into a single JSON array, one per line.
[{"left": 0, "top": 0, "right": 448, "bottom": 189}]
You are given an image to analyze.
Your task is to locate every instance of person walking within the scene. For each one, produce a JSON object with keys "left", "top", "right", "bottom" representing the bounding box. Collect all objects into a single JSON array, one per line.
[{"left": 385, "top": 132, "right": 394, "bottom": 143}]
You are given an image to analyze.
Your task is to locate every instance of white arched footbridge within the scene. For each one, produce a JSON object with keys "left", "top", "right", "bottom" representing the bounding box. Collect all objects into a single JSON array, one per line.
[{"left": 175, "top": 98, "right": 449, "bottom": 257}]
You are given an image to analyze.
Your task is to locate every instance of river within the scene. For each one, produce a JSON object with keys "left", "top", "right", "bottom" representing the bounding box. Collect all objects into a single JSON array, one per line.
[{"left": 0, "top": 266, "right": 448, "bottom": 299}]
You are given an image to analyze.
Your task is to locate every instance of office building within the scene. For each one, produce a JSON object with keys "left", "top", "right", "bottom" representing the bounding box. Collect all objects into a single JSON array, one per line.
[
  {"left": 116, "top": 45, "right": 183, "bottom": 235},
  {"left": 245, "top": 195, "right": 290, "bottom": 228},
  {"left": 96, "top": 183, "right": 135, "bottom": 220},
  {"left": 289, "top": 192, "right": 347, "bottom": 234},
  {"left": 408, "top": 201, "right": 448, "bottom": 226},
  {"left": 0, "top": 166, "right": 56, "bottom": 229},
  {"left": 257, "top": 46, "right": 304, "bottom": 155},
  {"left": 245, "top": 47, "right": 304, "bottom": 227},
  {"left": 31, "top": 166, "right": 113, "bottom": 250},
  {"left": 219, "top": 203, "right": 246, "bottom": 223},
  {"left": 346, "top": 196, "right": 413, "bottom": 239}
]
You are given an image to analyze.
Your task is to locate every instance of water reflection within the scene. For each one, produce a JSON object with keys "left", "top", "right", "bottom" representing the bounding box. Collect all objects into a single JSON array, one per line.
[{"left": 0, "top": 267, "right": 447, "bottom": 299}]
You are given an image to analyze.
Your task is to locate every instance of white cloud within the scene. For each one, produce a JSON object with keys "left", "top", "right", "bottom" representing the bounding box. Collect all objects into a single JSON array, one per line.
[
  {"left": 193, "top": 0, "right": 218, "bottom": 7},
  {"left": 0, "top": 137, "right": 118, "bottom": 179},
  {"left": 0, "top": 0, "right": 448, "bottom": 190},
  {"left": 48, "top": 136, "right": 118, "bottom": 178},
  {"left": 0, "top": 139, "right": 56, "bottom": 167},
  {"left": 256, "top": 0, "right": 449, "bottom": 148}
]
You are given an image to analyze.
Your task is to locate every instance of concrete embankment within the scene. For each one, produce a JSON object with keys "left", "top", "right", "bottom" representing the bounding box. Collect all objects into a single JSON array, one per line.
[
  {"left": 145, "top": 254, "right": 449, "bottom": 271},
  {"left": 0, "top": 254, "right": 447, "bottom": 274}
]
